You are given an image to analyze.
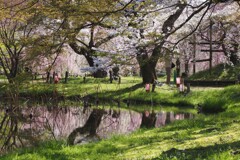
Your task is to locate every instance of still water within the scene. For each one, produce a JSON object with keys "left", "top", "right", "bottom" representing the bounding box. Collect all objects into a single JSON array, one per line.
[{"left": 0, "top": 106, "right": 193, "bottom": 147}]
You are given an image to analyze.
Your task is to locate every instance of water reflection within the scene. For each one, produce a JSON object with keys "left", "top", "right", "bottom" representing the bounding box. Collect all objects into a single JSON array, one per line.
[
  {"left": 141, "top": 110, "right": 194, "bottom": 128},
  {"left": 0, "top": 106, "right": 193, "bottom": 147}
]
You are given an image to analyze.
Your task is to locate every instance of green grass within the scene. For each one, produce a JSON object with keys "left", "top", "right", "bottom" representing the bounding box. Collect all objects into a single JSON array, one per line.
[
  {"left": 0, "top": 76, "right": 167, "bottom": 105},
  {"left": 1, "top": 76, "right": 240, "bottom": 159},
  {"left": 2, "top": 102, "right": 240, "bottom": 159},
  {"left": 188, "top": 63, "right": 240, "bottom": 81},
  {"left": 0, "top": 76, "right": 234, "bottom": 112}
]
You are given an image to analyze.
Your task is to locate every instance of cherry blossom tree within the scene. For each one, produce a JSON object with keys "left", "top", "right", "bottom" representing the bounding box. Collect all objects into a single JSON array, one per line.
[{"left": 112, "top": 0, "right": 239, "bottom": 86}]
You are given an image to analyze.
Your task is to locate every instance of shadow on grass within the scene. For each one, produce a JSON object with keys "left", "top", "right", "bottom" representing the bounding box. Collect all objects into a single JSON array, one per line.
[
  {"left": 91, "top": 83, "right": 143, "bottom": 98},
  {"left": 87, "top": 83, "right": 195, "bottom": 108},
  {"left": 155, "top": 141, "right": 240, "bottom": 160}
]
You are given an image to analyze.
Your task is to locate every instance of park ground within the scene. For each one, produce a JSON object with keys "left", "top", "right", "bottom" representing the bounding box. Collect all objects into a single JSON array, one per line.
[{"left": 1, "top": 65, "right": 240, "bottom": 159}]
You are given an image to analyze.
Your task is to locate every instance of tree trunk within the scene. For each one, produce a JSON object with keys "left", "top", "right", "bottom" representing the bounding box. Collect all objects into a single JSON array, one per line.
[
  {"left": 137, "top": 53, "right": 156, "bottom": 84},
  {"left": 166, "top": 67, "right": 171, "bottom": 84},
  {"left": 165, "top": 57, "right": 172, "bottom": 84},
  {"left": 85, "top": 52, "right": 94, "bottom": 67},
  {"left": 69, "top": 43, "right": 107, "bottom": 78},
  {"left": 229, "top": 44, "right": 239, "bottom": 65},
  {"left": 222, "top": 43, "right": 240, "bottom": 66},
  {"left": 140, "top": 64, "right": 155, "bottom": 84},
  {"left": 69, "top": 43, "right": 95, "bottom": 67}
]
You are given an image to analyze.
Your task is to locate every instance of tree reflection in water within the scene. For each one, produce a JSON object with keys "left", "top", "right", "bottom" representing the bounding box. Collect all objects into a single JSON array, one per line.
[{"left": 0, "top": 106, "right": 193, "bottom": 150}]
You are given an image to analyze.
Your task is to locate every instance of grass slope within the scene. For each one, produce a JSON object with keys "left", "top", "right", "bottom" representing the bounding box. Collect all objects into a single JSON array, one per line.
[{"left": 188, "top": 63, "right": 240, "bottom": 81}]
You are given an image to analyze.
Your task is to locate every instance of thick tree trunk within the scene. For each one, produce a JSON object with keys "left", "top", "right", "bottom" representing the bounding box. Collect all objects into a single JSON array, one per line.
[
  {"left": 137, "top": 53, "right": 156, "bottom": 84},
  {"left": 85, "top": 53, "right": 94, "bottom": 67},
  {"left": 140, "top": 64, "right": 155, "bottom": 84},
  {"left": 229, "top": 53, "right": 239, "bottom": 66},
  {"left": 137, "top": 1, "right": 187, "bottom": 85},
  {"left": 69, "top": 43, "right": 107, "bottom": 78},
  {"left": 69, "top": 43, "right": 95, "bottom": 67}
]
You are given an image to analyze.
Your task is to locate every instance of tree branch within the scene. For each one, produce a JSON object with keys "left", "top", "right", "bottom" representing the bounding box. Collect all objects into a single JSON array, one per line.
[
  {"left": 166, "top": 1, "right": 210, "bottom": 38},
  {"left": 172, "top": 2, "right": 211, "bottom": 48},
  {"left": 95, "top": 33, "right": 119, "bottom": 48}
]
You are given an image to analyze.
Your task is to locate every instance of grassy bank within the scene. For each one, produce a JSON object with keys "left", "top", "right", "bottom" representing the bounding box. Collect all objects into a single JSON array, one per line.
[
  {"left": 188, "top": 63, "right": 240, "bottom": 81},
  {"left": 0, "top": 76, "right": 227, "bottom": 109},
  {"left": 1, "top": 76, "right": 240, "bottom": 159},
  {"left": 1, "top": 85, "right": 240, "bottom": 159}
]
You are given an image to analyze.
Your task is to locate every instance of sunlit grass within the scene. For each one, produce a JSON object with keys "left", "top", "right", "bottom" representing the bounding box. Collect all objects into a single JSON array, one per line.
[{"left": 0, "top": 76, "right": 239, "bottom": 113}]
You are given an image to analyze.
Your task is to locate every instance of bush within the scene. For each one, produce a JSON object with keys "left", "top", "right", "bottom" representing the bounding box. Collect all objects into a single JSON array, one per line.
[{"left": 201, "top": 97, "right": 227, "bottom": 113}]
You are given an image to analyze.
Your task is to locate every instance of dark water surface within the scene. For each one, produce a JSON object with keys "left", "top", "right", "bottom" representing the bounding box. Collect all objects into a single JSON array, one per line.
[{"left": 0, "top": 106, "right": 193, "bottom": 148}]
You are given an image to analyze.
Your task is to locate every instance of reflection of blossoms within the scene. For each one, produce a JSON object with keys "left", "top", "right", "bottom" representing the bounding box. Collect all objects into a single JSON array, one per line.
[{"left": 1, "top": 105, "right": 194, "bottom": 148}]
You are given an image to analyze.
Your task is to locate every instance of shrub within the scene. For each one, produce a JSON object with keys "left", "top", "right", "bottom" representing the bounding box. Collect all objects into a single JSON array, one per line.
[{"left": 201, "top": 97, "right": 227, "bottom": 113}]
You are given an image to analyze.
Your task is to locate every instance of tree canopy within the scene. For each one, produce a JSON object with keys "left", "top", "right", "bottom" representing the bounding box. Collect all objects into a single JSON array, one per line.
[{"left": 0, "top": 0, "right": 239, "bottom": 83}]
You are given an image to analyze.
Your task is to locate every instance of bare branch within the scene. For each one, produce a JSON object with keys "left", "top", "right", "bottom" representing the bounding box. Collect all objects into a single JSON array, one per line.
[
  {"left": 172, "top": 2, "right": 212, "bottom": 49},
  {"left": 166, "top": 1, "right": 211, "bottom": 38}
]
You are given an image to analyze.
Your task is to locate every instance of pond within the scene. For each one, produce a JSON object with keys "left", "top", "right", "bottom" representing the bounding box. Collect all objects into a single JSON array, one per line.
[{"left": 0, "top": 105, "right": 193, "bottom": 150}]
